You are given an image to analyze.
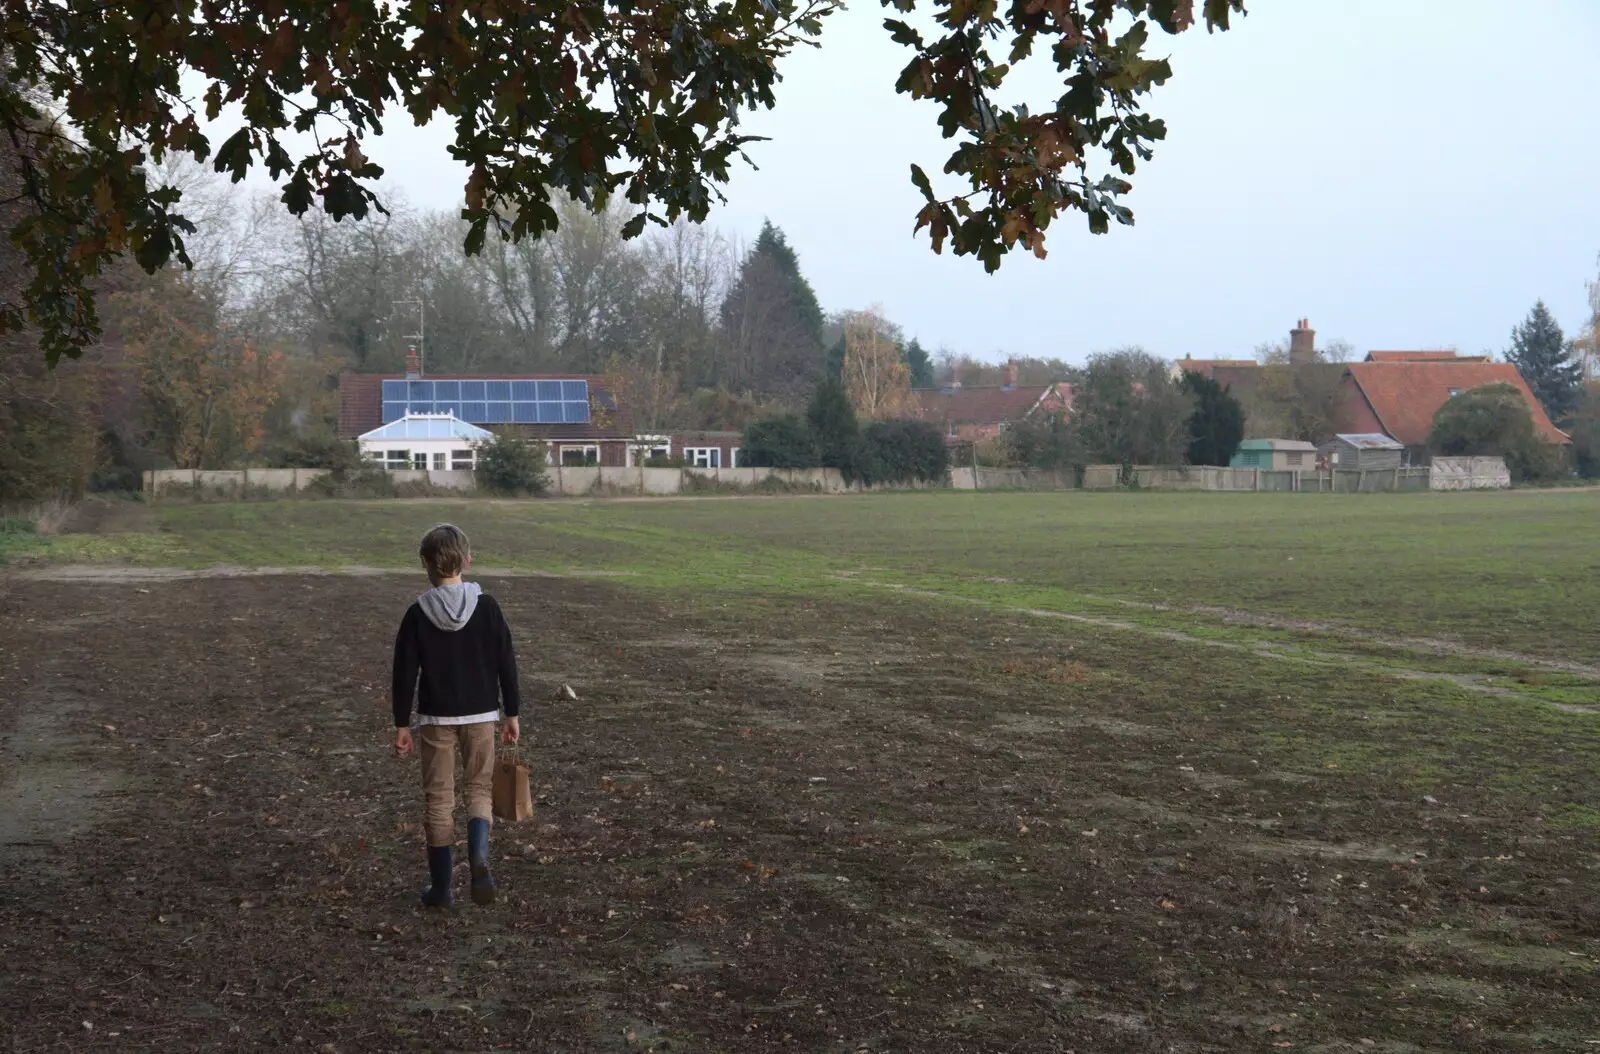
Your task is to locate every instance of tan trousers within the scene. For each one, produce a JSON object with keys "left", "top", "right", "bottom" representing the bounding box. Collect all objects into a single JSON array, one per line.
[{"left": 419, "top": 723, "right": 495, "bottom": 848}]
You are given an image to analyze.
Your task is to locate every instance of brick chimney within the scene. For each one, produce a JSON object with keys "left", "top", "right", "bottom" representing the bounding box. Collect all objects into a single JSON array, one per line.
[
  {"left": 404, "top": 344, "right": 422, "bottom": 379},
  {"left": 1002, "top": 358, "right": 1018, "bottom": 390},
  {"left": 1289, "top": 318, "right": 1316, "bottom": 365},
  {"left": 944, "top": 362, "right": 961, "bottom": 392}
]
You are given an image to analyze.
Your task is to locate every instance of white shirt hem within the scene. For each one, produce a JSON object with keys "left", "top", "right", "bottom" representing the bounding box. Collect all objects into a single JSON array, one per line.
[{"left": 416, "top": 711, "right": 500, "bottom": 726}]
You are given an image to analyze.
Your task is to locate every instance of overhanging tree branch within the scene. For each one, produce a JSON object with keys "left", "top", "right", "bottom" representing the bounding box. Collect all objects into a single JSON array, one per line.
[{"left": 1, "top": 0, "right": 1238, "bottom": 363}]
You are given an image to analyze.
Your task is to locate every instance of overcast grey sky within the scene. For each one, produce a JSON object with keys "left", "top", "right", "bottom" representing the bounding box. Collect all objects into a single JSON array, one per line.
[{"left": 286, "top": 1, "right": 1600, "bottom": 364}]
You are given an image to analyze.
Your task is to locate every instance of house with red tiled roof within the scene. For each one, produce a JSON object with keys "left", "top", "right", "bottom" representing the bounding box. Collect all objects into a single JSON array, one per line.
[
  {"left": 909, "top": 361, "right": 1073, "bottom": 443},
  {"left": 1364, "top": 350, "right": 1490, "bottom": 364},
  {"left": 1173, "top": 321, "right": 1568, "bottom": 461},
  {"left": 1344, "top": 358, "right": 1568, "bottom": 451}
]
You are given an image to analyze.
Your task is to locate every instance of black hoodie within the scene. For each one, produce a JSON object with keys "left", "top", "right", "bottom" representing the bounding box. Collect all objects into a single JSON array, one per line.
[{"left": 391, "top": 584, "right": 521, "bottom": 727}]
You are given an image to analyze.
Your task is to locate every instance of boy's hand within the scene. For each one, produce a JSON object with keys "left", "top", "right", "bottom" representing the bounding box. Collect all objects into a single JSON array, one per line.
[
  {"left": 501, "top": 717, "right": 520, "bottom": 745},
  {"left": 394, "top": 727, "right": 416, "bottom": 756}
]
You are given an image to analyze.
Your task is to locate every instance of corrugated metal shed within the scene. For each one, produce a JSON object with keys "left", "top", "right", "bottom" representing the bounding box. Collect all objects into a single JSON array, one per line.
[
  {"left": 1319, "top": 433, "right": 1404, "bottom": 471},
  {"left": 1334, "top": 433, "right": 1403, "bottom": 450}
]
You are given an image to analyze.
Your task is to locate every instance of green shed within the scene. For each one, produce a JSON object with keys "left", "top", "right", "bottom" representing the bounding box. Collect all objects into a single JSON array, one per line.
[{"left": 1229, "top": 439, "right": 1318, "bottom": 471}]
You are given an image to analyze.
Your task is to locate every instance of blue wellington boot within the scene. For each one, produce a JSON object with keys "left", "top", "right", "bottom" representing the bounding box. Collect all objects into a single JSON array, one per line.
[
  {"left": 419, "top": 845, "right": 453, "bottom": 908},
  {"left": 467, "top": 818, "right": 496, "bottom": 906}
]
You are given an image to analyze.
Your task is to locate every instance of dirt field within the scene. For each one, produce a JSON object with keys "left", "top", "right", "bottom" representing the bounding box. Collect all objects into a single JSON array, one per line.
[{"left": 2, "top": 560, "right": 1597, "bottom": 1052}]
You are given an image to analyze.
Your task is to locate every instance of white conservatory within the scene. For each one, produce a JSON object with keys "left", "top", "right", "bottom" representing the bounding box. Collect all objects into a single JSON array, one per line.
[{"left": 357, "top": 412, "right": 494, "bottom": 471}]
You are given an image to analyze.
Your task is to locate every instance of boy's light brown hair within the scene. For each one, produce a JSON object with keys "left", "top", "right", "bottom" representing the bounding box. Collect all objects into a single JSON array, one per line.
[{"left": 419, "top": 524, "right": 470, "bottom": 580}]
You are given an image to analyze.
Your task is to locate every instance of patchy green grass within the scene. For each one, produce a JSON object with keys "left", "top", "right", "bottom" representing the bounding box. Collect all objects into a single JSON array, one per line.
[
  {"left": 10, "top": 489, "right": 1600, "bottom": 714},
  {"left": 0, "top": 517, "right": 40, "bottom": 566},
  {"left": 23, "top": 490, "right": 1600, "bottom": 672},
  {"left": 65, "top": 494, "right": 1598, "bottom": 605},
  {"left": 1546, "top": 804, "right": 1600, "bottom": 830}
]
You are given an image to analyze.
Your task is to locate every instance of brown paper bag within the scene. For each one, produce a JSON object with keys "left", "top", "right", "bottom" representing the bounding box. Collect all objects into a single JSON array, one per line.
[{"left": 492, "top": 750, "right": 532, "bottom": 822}]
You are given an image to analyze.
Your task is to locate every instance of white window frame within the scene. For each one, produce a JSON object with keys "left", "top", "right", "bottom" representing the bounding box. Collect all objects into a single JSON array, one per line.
[
  {"left": 385, "top": 449, "right": 410, "bottom": 469},
  {"left": 412, "top": 452, "right": 429, "bottom": 470},
  {"left": 730, "top": 447, "right": 742, "bottom": 468},
  {"left": 684, "top": 447, "right": 721, "bottom": 469},
  {"left": 560, "top": 444, "right": 600, "bottom": 467},
  {"left": 628, "top": 437, "right": 672, "bottom": 466},
  {"left": 451, "top": 448, "right": 476, "bottom": 471},
  {"left": 432, "top": 451, "right": 448, "bottom": 470}
]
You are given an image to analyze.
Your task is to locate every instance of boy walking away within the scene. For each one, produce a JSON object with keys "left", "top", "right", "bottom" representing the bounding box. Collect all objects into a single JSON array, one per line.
[{"left": 392, "top": 524, "right": 521, "bottom": 908}]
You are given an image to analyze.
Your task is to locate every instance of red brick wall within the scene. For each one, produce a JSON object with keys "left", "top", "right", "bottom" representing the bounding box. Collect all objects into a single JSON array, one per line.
[
  {"left": 338, "top": 374, "right": 382, "bottom": 438},
  {"left": 1335, "top": 374, "right": 1387, "bottom": 435}
]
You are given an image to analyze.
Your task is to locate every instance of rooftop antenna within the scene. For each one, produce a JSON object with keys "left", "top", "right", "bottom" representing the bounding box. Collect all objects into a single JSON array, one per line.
[{"left": 393, "top": 298, "right": 426, "bottom": 376}]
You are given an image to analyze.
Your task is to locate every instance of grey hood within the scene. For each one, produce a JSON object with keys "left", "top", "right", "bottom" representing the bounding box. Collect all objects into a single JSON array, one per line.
[{"left": 417, "top": 582, "right": 482, "bottom": 632}]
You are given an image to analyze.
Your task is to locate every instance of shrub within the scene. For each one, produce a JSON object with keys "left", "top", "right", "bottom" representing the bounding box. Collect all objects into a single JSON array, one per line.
[
  {"left": 856, "top": 419, "right": 949, "bottom": 486},
  {"left": 680, "top": 472, "right": 822, "bottom": 496},
  {"left": 1429, "top": 382, "right": 1565, "bottom": 483},
  {"left": 1180, "top": 372, "right": 1245, "bottom": 466},
  {"left": 264, "top": 433, "right": 365, "bottom": 471},
  {"left": 474, "top": 433, "right": 550, "bottom": 495},
  {"left": 0, "top": 515, "right": 44, "bottom": 567},
  {"left": 302, "top": 467, "right": 400, "bottom": 499},
  {"left": 1567, "top": 384, "right": 1600, "bottom": 478},
  {"left": 741, "top": 415, "right": 817, "bottom": 468},
  {"left": 680, "top": 472, "right": 737, "bottom": 495},
  {"left": 999, "top": 412, "right": 1079, "bottom": 470},
  {"left": 806, "top": 379, "right": 860, "bottom": 476},
  {"left": 1504, "top": 442, "right": 1567, "bottom": 484}
]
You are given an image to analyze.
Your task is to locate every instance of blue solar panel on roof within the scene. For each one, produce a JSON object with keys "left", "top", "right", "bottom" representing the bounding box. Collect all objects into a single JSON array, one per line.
[{"left": 380, "top": 378, "right": 589, "bottom": 425}]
